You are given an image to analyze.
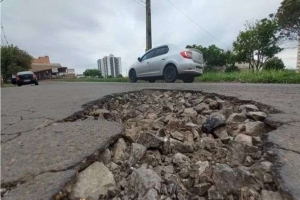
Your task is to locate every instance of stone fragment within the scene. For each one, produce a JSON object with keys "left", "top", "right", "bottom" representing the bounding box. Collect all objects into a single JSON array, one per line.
[
  {"left": 235, "top": 134, "right": 253, "bottom": 146},
  {"left": 184, "top": 108, "right": 198, "bottom": 118},
  {"left": 208, "top": 186, "right": 224, "bottom": 200},
  {"left": 245, "top": 121, "right": 266, "bottom": 136},
  {"left": 184, "top": 130, "right": 194, "bottom": 143},
  {"left": 194, "top": 103, "right": 210, "bottom": 114},
  {"left": 239, "top": 104, "right": 259, "bottom": 113},
  {"left": 263, "top": 173, "right": 273, "bottom": 183},
  {"left": 140, "top": 150, "right": 162, "bottom": 167},
  {"left": 171, "top": 131, "right": 184, "bottom": 141},
  {"left": 261, "top": 190, "right": 283, "bottom": 200},
  {"left": 143, "top": 188, "right": 159, "bottom": 200},
  {"left": 147, "top": 113, "right": 158, "bottom": 120},
  {"left": 128, "top": 168, "right": 161, "bottom": 198},
  {"left": 137, "top": 132, "right": 164, "bottom": 148},
  {"left": 99, "top": 148, "right": 111, "bottom": 165},
  {"left": 185, "top": 93, "right": 192, "bottom": 98},
  {"left": 247, "top": 112, "right": 267, "bottom": 121},
  {"left": 227, "top": 113, "right": 247, "bottom": 124},
  {"left": 71, "top": 162, "right": 116, "bottom": 199},
  {"left": 128, "top": 143, "right": 147, "bottom": 165},
  {"left": 226, "top": 141, "right": 258, "bottom": 166},
  {"left": 196, "top": 161, "right": 210, "bottom": 176},
  {"left": 214, "top": 126, "right": 229, "bottom": 141},
  {"left": 172, "top": 153, "right": 190, "bottom": 169},
  {"left": 192, "top": 183, "right": 211, "bottom": 196},
  {"left": 112, "top": 138, "right": 127, "bottom": 164},
  {"left": 202, "top": 113, "right": 226, "bottom": 133},
  {"left": 168, "top": 118, "right": 183, "bottom": 128},
  {"left": 240, "top": 187, "right": 261, "bottom": 200},
  {"left": 212, "top": 164, "right": 257, "bottom": 193},
  {"left": 185, "top": 122, "right": 198, "bottom": 128},
  {"left": 170, "top": 138, "right": 194, "bottom": 153},
  {"left": 124, "top": 126, "right": 142, "bottom": 142}
]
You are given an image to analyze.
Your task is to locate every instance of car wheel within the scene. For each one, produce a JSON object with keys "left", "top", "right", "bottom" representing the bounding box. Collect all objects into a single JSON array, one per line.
[
  {"left": 129, "top": 69, "right": 137, "bottom": 83},
  {"left": 35, "top": 81, "right": 39, "bottom": 85},
  {"left": 183, "top": 77, "right": 195, "bottom": 83},
  {"left": 163, "top": 65, "right": 178, "bottom": 83},
  {"left": 148, "top": 79, "right": 155, "bottom": 83},
  {"left": 17, "top": 83, "right": 22, "bottom": 87}
]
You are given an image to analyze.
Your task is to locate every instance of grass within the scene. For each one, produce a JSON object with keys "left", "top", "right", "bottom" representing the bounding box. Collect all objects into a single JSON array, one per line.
[
  {"left": 196, "top": 70, "right": 300, "bottom": 84},
  {"left": 50, "top": 70, "right": 300, "bottom": 84},
  {"left": 1, "top": 83, "right": 17, "bottom": 88},
  {"left": 53, "top": 77, "right": 130, "bottom": 83}
]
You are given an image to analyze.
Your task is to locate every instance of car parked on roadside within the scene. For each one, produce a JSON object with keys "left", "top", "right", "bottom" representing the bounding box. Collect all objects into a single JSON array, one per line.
[
  {"left": 16, "top": 71, "right": 39, "bottom": 86},
  {"left": 11, "top": 75, "right": 17, "bottom": 84},
  {"left": 128, "top": 44, "right": 204, "bottom": 83}
]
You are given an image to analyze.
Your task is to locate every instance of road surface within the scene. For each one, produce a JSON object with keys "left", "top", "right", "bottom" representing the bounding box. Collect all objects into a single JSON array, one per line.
[{"left": 1, "top": 82, "right": 300, "bottom": 199}]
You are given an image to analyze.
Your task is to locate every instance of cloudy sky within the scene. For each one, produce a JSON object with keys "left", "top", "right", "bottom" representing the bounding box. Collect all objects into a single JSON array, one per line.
[{"left": 1, "top": 0, "right": 297, "bottom": 74}]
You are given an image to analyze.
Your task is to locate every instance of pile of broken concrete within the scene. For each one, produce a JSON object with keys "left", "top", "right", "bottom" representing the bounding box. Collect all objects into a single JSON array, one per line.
[{"left": 67, "top": 91, "right": 283, "bottom": 200}]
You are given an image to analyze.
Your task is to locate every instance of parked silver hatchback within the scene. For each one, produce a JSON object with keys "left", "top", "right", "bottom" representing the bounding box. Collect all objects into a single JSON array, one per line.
[{"left": 128, "top": 44, "right": 204, "bottom": 83}]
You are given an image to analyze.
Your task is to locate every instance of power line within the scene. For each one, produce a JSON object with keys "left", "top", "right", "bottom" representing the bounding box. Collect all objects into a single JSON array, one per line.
[
  {"left": 165, "top": 0, "right": 229, "bottom": 49},
  {"left": 131, "top": 0, "right": 145, "bottom": 8},
  {"left": 1, "top": 25, "right": 9, "bottom": 45}
]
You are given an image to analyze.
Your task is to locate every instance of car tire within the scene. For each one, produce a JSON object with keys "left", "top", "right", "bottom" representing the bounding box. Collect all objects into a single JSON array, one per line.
[
  {"left": 148, "top": 79, "right": 155, "bottom": 83},
  {"left": 129, "top": 69, "right": 137, "bottom": 83},
  {"left": 183, "top": 77, "right": 195, "bottom": 83},
  {"left": 163, "top": 65, "right": 178, "bottom": 83},
  {"left": 17, "top": 83, "right": 22, "bottom": 87},
  {"left": 35, "top": 81, "right": 39, "bottom": 85}
]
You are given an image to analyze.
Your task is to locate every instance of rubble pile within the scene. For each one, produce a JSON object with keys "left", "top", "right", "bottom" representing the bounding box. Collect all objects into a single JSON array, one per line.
[{"left": 67, "top": 91, "right": 282, "bottom": 200}]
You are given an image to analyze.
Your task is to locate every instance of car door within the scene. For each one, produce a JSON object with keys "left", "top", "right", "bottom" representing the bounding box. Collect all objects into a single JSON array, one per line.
[
  {"left": 148, "top": 46, "right": 169, "bottom": 76},
  {"left": 136, "top": 50, "right": 155, "bottom": 77}
]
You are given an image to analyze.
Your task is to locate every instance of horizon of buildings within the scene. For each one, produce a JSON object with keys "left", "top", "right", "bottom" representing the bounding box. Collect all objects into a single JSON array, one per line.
[{"left": 97, "top": 54, "right": 122, "bottom": 78}]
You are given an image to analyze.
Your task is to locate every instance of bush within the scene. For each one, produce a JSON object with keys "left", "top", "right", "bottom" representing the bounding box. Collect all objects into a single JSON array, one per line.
[
  {"left": 225, "top": 65, "right": 240, "bottom": 73},
  {"left": 107, "top": 75, "right": 113, "bottom": 78},
  {"left": 263, "top": 57, "right": 285, "bottom": 71},
  {"left": 117, "top": 74, "right": 123, "bottom": 78}
]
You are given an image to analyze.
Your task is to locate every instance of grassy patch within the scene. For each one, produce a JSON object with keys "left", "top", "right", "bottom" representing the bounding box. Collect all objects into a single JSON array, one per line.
[
  {"left": 1, "top": 83, "right": 17, "bottom": 88},
  {"left": 196, "top": 70, "right": 300, "bottom": 84},
  {"left": 54, "top": 77, "right": 130, "bottom": 83},
  {"left": 51, "top": 70, "right": 300, "bottom": 84}
]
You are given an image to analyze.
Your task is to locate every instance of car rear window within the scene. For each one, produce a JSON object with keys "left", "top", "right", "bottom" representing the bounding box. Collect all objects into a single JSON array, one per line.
[{"left": 154, "top": 47, "right": 168, "bottom": 57}]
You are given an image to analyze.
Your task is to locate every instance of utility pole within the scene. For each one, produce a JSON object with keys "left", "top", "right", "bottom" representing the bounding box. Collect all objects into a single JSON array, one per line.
[{"left": 146, "top": 0, "right": 152, "bottom": 51}]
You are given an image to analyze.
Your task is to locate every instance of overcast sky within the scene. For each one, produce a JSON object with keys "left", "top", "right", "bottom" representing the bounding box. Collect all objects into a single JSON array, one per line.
[{"left": 1, "top": 0, "right": 297, "bottom": 74}]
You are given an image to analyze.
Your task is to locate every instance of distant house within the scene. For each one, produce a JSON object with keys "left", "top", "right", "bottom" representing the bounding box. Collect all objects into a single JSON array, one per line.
[{"left": 30, "top": 56, "right": 69, "bottom": 80}]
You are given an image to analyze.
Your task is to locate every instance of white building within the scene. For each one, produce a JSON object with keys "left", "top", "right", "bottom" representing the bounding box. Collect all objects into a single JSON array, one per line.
[{"left": 97, "top": 54, "right": 122, "bottom": 78}]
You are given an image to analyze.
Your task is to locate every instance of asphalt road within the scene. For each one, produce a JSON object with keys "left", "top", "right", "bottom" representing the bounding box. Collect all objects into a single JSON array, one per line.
[{"left": 1, "top": 82, "right": 300, "bottom": 199}]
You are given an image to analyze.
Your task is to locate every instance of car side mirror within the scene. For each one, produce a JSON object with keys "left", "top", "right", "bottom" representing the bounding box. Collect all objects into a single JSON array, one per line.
[{"left": 138, "top": 57, "right": 141, "bottom": 62}]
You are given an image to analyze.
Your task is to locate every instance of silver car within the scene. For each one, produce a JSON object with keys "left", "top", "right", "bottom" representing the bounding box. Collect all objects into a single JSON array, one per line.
[{"left": 128, "top": 44, "right": 204, "bottom": 83}]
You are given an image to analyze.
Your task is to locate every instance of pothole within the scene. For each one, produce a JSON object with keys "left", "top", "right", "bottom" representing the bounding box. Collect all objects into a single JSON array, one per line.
[{"left": 59, "top": 90, "right": 283, "bottom": 200}]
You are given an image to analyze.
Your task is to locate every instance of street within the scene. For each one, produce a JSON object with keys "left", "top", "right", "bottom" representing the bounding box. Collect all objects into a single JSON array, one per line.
[{"left": 2, "top": 82, "right": 300, "bottom": 199}]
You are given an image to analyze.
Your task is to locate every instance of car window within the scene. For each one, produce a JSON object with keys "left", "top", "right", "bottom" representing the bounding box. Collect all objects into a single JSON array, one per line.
[
  {"left": 141, "top": 50, "right": 155, "bottom": 61},
  {"left": 154, "top": 47, "right": 168, "bottom": 57}
]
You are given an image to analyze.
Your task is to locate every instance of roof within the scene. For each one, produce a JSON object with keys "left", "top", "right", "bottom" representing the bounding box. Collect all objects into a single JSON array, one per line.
[
  {"left": 17, "top": 71, "right": 34, "bottom": 75},
  {"left": 30, "top": 63, "right": 62, "bottom": 72}
]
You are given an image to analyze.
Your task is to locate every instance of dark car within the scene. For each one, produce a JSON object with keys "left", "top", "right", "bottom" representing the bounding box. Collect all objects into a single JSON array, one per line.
[
  {"left": 11, "top": 75, "right": 17, "bottom": 84},
  {"left": 16, "top": 71, "right": 39, "bottom": 86}
]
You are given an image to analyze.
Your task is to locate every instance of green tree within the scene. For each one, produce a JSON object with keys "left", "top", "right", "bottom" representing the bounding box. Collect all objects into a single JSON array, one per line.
[
  {"left": 233, "top": 16, "right": 283, "bottom": 71},
  {"left": 1, "top": 45, "right": 33, "bottom": 83},
  {"left": 276, "top": 0, "right": 300, "bottom": 40},
  {"left": 83, "top": 69, "right": 101, "bottom": 77},
  {"left": 263, "top": 57, "right": 285, "bottom": 70},
  {"left": 186, "top": 44, "right": 227, "bottom": 70}
]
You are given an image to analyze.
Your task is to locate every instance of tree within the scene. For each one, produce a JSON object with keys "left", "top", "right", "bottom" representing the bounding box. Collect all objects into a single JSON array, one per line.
[
  {"left": 186, "top": 44, "right": 227, "bottom": 70},
  {"left": 263, "top": 57, "right": 285, "bottom": 70},
  {"left": 1, "top": 45, "right": 33, "bottom": 83},
  {"left": 276, "top": 0, "right": 300, "bottom": 40},
  {"left": 233, "top": 16, "right": 283, "bottom": 71},
  {"left": 83, "top": 69, "right": 101, "bottom": 77}
]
